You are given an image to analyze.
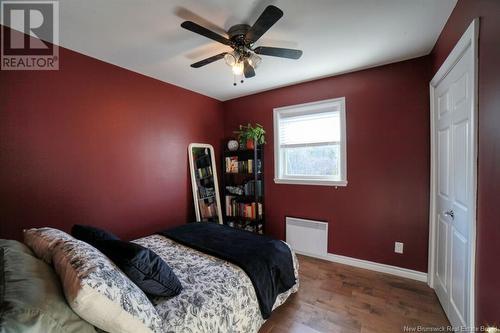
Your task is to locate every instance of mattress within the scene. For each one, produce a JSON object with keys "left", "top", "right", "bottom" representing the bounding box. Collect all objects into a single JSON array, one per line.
[{"left": 133, "top": 234, "right": 299, "bottom": 333}]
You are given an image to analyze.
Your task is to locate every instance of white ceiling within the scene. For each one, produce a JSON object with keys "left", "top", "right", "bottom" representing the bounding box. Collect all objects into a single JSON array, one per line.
[{"left": 20, "top": 0, "right": 459, "bottom": 100}]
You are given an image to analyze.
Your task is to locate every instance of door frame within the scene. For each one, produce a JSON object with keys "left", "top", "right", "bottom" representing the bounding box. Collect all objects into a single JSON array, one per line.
[{"left": 428, "top": 18, "right": 479, "bottom": 327}]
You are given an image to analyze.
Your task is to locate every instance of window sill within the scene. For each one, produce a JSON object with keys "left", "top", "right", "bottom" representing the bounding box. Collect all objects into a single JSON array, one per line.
[{"left": 274, "top": 178, "right": 348, "bottom": 187}]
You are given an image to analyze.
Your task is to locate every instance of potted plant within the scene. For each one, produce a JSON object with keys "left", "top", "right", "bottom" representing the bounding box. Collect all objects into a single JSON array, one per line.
[{"left": 234, "top": 123, "right": 266, "bottom": 150}]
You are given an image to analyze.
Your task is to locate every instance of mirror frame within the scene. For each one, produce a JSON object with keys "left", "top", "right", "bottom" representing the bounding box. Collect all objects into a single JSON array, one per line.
[{"left": 188, "top": 143, "right": 223, "bottom": 224}]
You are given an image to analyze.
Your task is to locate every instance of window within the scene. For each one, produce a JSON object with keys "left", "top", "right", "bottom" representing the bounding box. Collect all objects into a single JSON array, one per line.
[{"left": 274, "top": 97, "right": 347, "bottom": 186}]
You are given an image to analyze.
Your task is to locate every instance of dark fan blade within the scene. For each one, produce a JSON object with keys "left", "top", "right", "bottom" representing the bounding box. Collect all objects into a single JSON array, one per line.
[
  {"left": 245, "top": 5, "right": 283, "bottom": 44},
  {"left": 181, "top": 21, "right": 231, "bottom": 46},
  {"left": 191, "top": 52, "right": 227, "bottom": 68},
  {"left": 243, "top": 60, "right": 255, "bottom": 78},
  {"left": 254, "top": 46, "right": 303, "bottom": 59}
]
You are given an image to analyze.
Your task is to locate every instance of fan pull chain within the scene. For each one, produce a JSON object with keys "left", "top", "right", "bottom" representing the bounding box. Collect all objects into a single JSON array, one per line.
[{"left": 233, "top": 75, "right": 245, "bottom": 86}]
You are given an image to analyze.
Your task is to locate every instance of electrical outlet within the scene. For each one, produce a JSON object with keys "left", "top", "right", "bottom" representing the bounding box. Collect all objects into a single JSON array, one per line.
[{"left": 394, "top": 242, "right": 404, "bottom": 254}]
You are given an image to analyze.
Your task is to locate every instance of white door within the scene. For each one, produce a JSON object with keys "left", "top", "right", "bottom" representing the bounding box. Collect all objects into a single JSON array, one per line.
[{"left": 432, "top": 23, "right": 476, "bottom": 327}]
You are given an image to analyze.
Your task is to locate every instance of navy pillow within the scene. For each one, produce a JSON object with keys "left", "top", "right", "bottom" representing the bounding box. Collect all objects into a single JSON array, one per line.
[
  {"left": 94, "top": 240, "right": 182, "bottom": 297},
  {"left": 71, "top": 224, "right": 119, "bottom": 247},
  {"left": 71, "top": 224, "right": 182, "bottom": 297}
]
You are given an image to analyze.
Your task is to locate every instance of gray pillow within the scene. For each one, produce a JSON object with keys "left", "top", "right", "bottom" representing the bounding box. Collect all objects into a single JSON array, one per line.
[{"left": 0, "top": 239, "right": 97, "bottom": 333}]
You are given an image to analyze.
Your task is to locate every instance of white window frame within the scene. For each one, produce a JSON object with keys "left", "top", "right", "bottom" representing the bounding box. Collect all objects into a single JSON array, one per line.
[{"left": 273, "top": 97, "right": 347, "bottom": 186}]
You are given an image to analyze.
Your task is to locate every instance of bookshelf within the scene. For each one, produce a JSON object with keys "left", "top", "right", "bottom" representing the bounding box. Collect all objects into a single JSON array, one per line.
[{"left": 222, "top": 144, "right": 264, "bottom": 234}]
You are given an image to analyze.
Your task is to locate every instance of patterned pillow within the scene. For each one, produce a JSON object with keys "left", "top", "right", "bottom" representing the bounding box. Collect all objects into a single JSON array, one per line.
[
  {"left": 23, "top": 227, "right": 75, "bottom": 264},
  {"left": 0, "top": 240, "right": 97, "bottom": 333},
  {"left": 52, "top": 238, "right": 163, "bottom": 333}
]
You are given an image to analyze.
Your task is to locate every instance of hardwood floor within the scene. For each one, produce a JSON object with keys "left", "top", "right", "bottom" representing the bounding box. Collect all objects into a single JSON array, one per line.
[{"left": 260, "top": 255, "right": 449, "bottom": 333}]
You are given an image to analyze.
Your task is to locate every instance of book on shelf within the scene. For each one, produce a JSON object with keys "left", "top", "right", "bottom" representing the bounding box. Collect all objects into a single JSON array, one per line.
[
  {"left": 256, "top": 159, "right": 262, "bottom": 173},
  {"left": 225, "top": 195, "right": 263, "bottom": 219},
  {"left": 225, "top": 156, "right": 239, "bottom": 173},
  {"left": 225, "top": 195, "right": 233, "bottom": 216},
  {"left": 236, "top": 159, "right": 252, "bottom": 174},
  {"left": 225, "top": 157, "right": 262, "bottom": 174},
  {"left": 243, "top": 180, "right": 262, "bottom": 196}
]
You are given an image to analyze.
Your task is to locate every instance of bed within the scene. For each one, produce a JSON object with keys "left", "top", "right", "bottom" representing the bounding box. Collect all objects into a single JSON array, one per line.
[
  {"left": 134, "top": 234, "right": 299, "bottom": 333},
  {"left": 2, "top": 227, "right": 299, "bottom": 333}
]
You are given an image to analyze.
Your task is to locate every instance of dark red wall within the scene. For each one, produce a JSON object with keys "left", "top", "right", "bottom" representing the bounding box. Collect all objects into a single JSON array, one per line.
[
  {"left": 223, "top": 56, "right": 432, "bottom": 273},
  {"left": 0, "top": 29, "right": 224, "bottom": 240},
  {"left": 430, "top": 0, "right": 500, "bottom": 325}
]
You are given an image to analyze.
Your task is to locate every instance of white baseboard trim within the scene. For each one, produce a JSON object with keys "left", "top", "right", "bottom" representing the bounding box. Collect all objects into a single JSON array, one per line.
[{"left": 293, "top": 250, "right": 428, "bottom": 282}]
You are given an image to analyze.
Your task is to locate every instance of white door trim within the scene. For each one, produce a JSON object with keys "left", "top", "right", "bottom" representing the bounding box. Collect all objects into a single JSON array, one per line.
[{"left": 428, "top": 18, "right": 479, "bottom": 327}]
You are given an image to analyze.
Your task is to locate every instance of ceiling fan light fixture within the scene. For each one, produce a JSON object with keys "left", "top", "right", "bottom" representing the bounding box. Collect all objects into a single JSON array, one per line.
[
  {"left": 248, "top": 53, "right": 261, "bottom": 69},
  {"left": 224, "top": 52, "right": 237, "bottom": 66},
  {"left": 232, "top": 60, "right": 244, "bottom": 75}
]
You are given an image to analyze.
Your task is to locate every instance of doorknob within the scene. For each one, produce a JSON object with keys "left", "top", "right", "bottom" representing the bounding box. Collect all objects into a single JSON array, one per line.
[{"left": 444, "top": 210, "right": 455, "bottom": 220}]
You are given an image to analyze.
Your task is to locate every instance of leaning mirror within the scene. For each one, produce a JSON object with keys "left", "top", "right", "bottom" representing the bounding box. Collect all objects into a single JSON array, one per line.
[{"left": 188, "top": 143, "right": 223, "bottom": 224}]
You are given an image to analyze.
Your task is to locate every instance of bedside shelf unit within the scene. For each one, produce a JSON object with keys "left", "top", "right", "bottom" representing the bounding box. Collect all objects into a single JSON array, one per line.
[{"left": 222, "top": 145, "right": 264, "bottom": 234}]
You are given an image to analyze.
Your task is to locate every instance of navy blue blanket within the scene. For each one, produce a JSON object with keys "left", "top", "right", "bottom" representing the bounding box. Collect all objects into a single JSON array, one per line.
[{"left": 158, "top": 223, "right": 296, "bottom": 319}]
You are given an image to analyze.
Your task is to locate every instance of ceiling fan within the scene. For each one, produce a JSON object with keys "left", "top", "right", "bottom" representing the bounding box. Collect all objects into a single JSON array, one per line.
[{"left": 180, "top": 5, "right": 303, "bottom": 85}]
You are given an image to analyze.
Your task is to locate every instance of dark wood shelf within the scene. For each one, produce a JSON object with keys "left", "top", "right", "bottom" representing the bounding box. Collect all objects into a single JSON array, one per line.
[
  {"left": 224, "top": 148, "right": 263, "bottom": 155},
  {"left": 224, "top": 172, "right": 263, "bottom": 186},
  {"left": 224, "top": 172, "right": 262, "bottom": 178},
  {"left": 226, "top": 218, "right": 264, "bottom": 231},
  {"left": 226, "top": 216, "right": 263, "bottom": 223},
  {"left": 222, "top": 143, "right": 264, "bottom": 234}
]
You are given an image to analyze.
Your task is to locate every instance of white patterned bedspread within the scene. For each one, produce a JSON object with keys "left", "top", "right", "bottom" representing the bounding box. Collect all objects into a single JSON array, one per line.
[{"left": 133, "top": 234, "right": 299, "bottom": 333}]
